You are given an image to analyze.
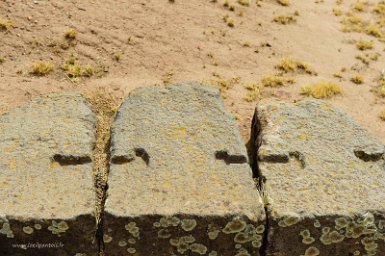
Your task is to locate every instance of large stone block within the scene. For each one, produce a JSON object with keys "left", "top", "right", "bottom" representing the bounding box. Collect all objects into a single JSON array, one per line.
[
  {"left": 0, "top": 93, "right": 97, "bottom": 256},
  {"left": 255, "top": 99, "right": 385, "bottom": 256},
  {"left": 105, "top": 83, "right": 265, "bottom": 256}
]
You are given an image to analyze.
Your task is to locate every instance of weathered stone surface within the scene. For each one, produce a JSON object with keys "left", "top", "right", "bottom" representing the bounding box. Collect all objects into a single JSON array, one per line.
[
  {"left": 254, "top": 99, "right": 385, "bottom": 256},
  {"left": 105, "top": 83, "right": 265, "bottom": 256},
  {"left": 0, "top": 93, "right": 97, "bottom": 255}
]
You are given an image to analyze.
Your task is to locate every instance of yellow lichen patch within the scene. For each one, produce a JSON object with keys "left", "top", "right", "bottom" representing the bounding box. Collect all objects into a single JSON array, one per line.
[
  {"left": 351, "top": 74, "right": 364, "bottom": 84},
  {"left": 29, "top": 61, "right": 54, "bottom": 76},
  {"left": 276, "top": 58, "right": 317, "bottom": 75},
  {"left": 304, "top": 246, "right": 320, "bottom": 256},
  {"left": 356, "top": 40, "right": 374, "bottom": 50},
  {"left": 0, "top": 17, "right": 12, "bottom": 31},
  {"left": 301, "top": 82, "right": 342, "bottom": 99},
  {"left": 277, "top": 0, "right": 289, "bottom": 6},
  {"left": 380, "top": 108, "right": 385, "bottom": 121}
]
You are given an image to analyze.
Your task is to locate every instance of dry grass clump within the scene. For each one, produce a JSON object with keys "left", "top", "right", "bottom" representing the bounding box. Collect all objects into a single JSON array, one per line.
[
  {"left": 261, "top": 75, "right": 295, "bottom": 87},
  {"left": 62, "top": 53, "right": 94, "bottom": 79},
  {"left": 333, "top": 8, "right": 344, "bottom": 16},
  {"left": 301, "top": 82, "right": 342, "bottom": 99},
  {"left": 380, "top": 108, "right": 385, "bottom": 121},
  {"left": 373, "top": 75, "right": 385, "bottom": 97},
  {"left": 64, "top": 28, "right": 77, "bottom": 40},
  {"left": 237, "top": 0, "right": 249, "bottom": 6},
  {"left": 29, "top": 61, "right": 54, "bottom": 76},
  {"left": 276, "top": 58, "right": 317, "bottom": 75},
  {"left": 351, "top": 74, "right": 364, "bottom": 84},
  {"left": 0, "top": 17, "right": 12, "bottom": 31},
  {"left": 223, "top": 15, "right": 235, "bottom": 27},
  {"left": 273, "top": 14, "right": 296, "bottom": 25},
  {"left": 244, "top": 83, "right": 263, "bottom": 102},
  {"left": 356, "top": 40, "right": 374, "bottom": 50},
  {"left": 0, "top": 56, "right": 5, "bottom": 64},
  {"left": 352, "top": 1, "right": 367, "bottom": 12},
  {"left": 373, "top": 1, "right": 385, "bottom": 16},
  {"left": 277, "top": 0, "right": 289, "bottom": 6},
  {"left": 341, "top": 14, "right": 366, "bottom": 32},
  {"left": 365, "top": 23, "right": 383, "bottom": 38},
  {"left": 205, "top": 73, "right": 241, "bottom": 97}
]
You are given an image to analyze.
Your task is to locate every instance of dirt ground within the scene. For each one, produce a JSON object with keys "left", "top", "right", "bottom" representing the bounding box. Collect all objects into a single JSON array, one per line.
[{"left": 1, "top": 0, "right": 385, "bottom": 143}]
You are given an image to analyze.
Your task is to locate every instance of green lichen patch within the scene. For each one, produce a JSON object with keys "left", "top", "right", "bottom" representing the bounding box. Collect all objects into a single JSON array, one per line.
[
  {"left": 34, "top": 223, "right": 42, "bottom": 230},
  {"left": 222, "top": 219, "right": 247, "bottom": 234},
  {"left": 208, "top": 230, "right": 220, "bottom": 240},
  {"left": 103, "top": 234, "right": 113, "bottom": 243},
  {"left": 181, "top": 219, "right": 197, "bottom": 231},
  {"left": 0, "top": 222, "right": 14, "bottom": 238},
  {"left": 48, "top": 220, "right": 69, "bottom": 235},
  {"left": 278, "top": 214, "right": 301, "bottom": 227},
  {"left": 304, "top": 246, "right": 320, "bottom": 256},
  {"left": 125, "top": 222, "right": 140, "bottom": 238},
  {"left": 127, "top": 247, "right": 136, "bottom": 254},
  {"left": 158, "top": 229, "right": 172, "bottom": 239},
  {"left": 22, "top": 226, "right": 34, "bottom": 234}
]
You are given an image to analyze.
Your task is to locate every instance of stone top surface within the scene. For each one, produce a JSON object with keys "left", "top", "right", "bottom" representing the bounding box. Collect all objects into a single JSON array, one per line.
[
  {"left": 0, "top": 93, "right": 96, "bottom": 220},
  {"left": 107, "top": 83, "right": 264, "bottom": 221},
  {"left": 256, "top": 99, "right": 385, "bottom": 217}
]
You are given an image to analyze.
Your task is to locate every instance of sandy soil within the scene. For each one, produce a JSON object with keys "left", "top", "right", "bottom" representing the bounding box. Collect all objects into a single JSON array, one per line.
[{"left": 1, "top": 0, "right": 384, "bottom": 143}]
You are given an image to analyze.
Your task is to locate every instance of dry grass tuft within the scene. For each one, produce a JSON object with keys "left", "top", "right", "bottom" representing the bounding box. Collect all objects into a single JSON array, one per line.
[
  {"left": 64, "top": 28, "right": 77, "bottom": 40},
  {"left": 261, "top": 75, "right": 295, "bottom": 87},
  {"left": 62, "top": 53, "right": 94, "bottom": 79},
  {"left": 301, "top": 82, "right": 342, "bottom": 99},
  {"left": 30, "top": 61, "right": 54, "bottom": 76},
  {"left": 356, "top": 40, "right": 374, "bottom": 50},
  {"left": 277, "top": 0, "right": 289, "bottom": 6},
  {"left": 0, "top": 17, "right": 12, "bottom": 31},
  {"left": 244, "top": 83, "right": 263, "bottom": 102},
  {"left": 237, "top": 0, "right": 249, "bottom": 6},
  {"left": 351, "top": 74, "right": 364, "bottom": 84},
  {"left": 276, "top": 58, "right": 317, "bottom": 75},
  {"left": 273, "top": 14, "right": 296, "bottom": 24},
  {"left": 380, "top": 108, "right": 385, "bottom": 121}
]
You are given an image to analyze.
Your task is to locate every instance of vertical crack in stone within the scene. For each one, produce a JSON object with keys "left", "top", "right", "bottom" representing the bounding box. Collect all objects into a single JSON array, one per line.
[
  {"left": 83, "top": 89, "right": 121, "bottom": 256},
  {"left": 249, "top": 110, "right": 269, "bottom": 256}
]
